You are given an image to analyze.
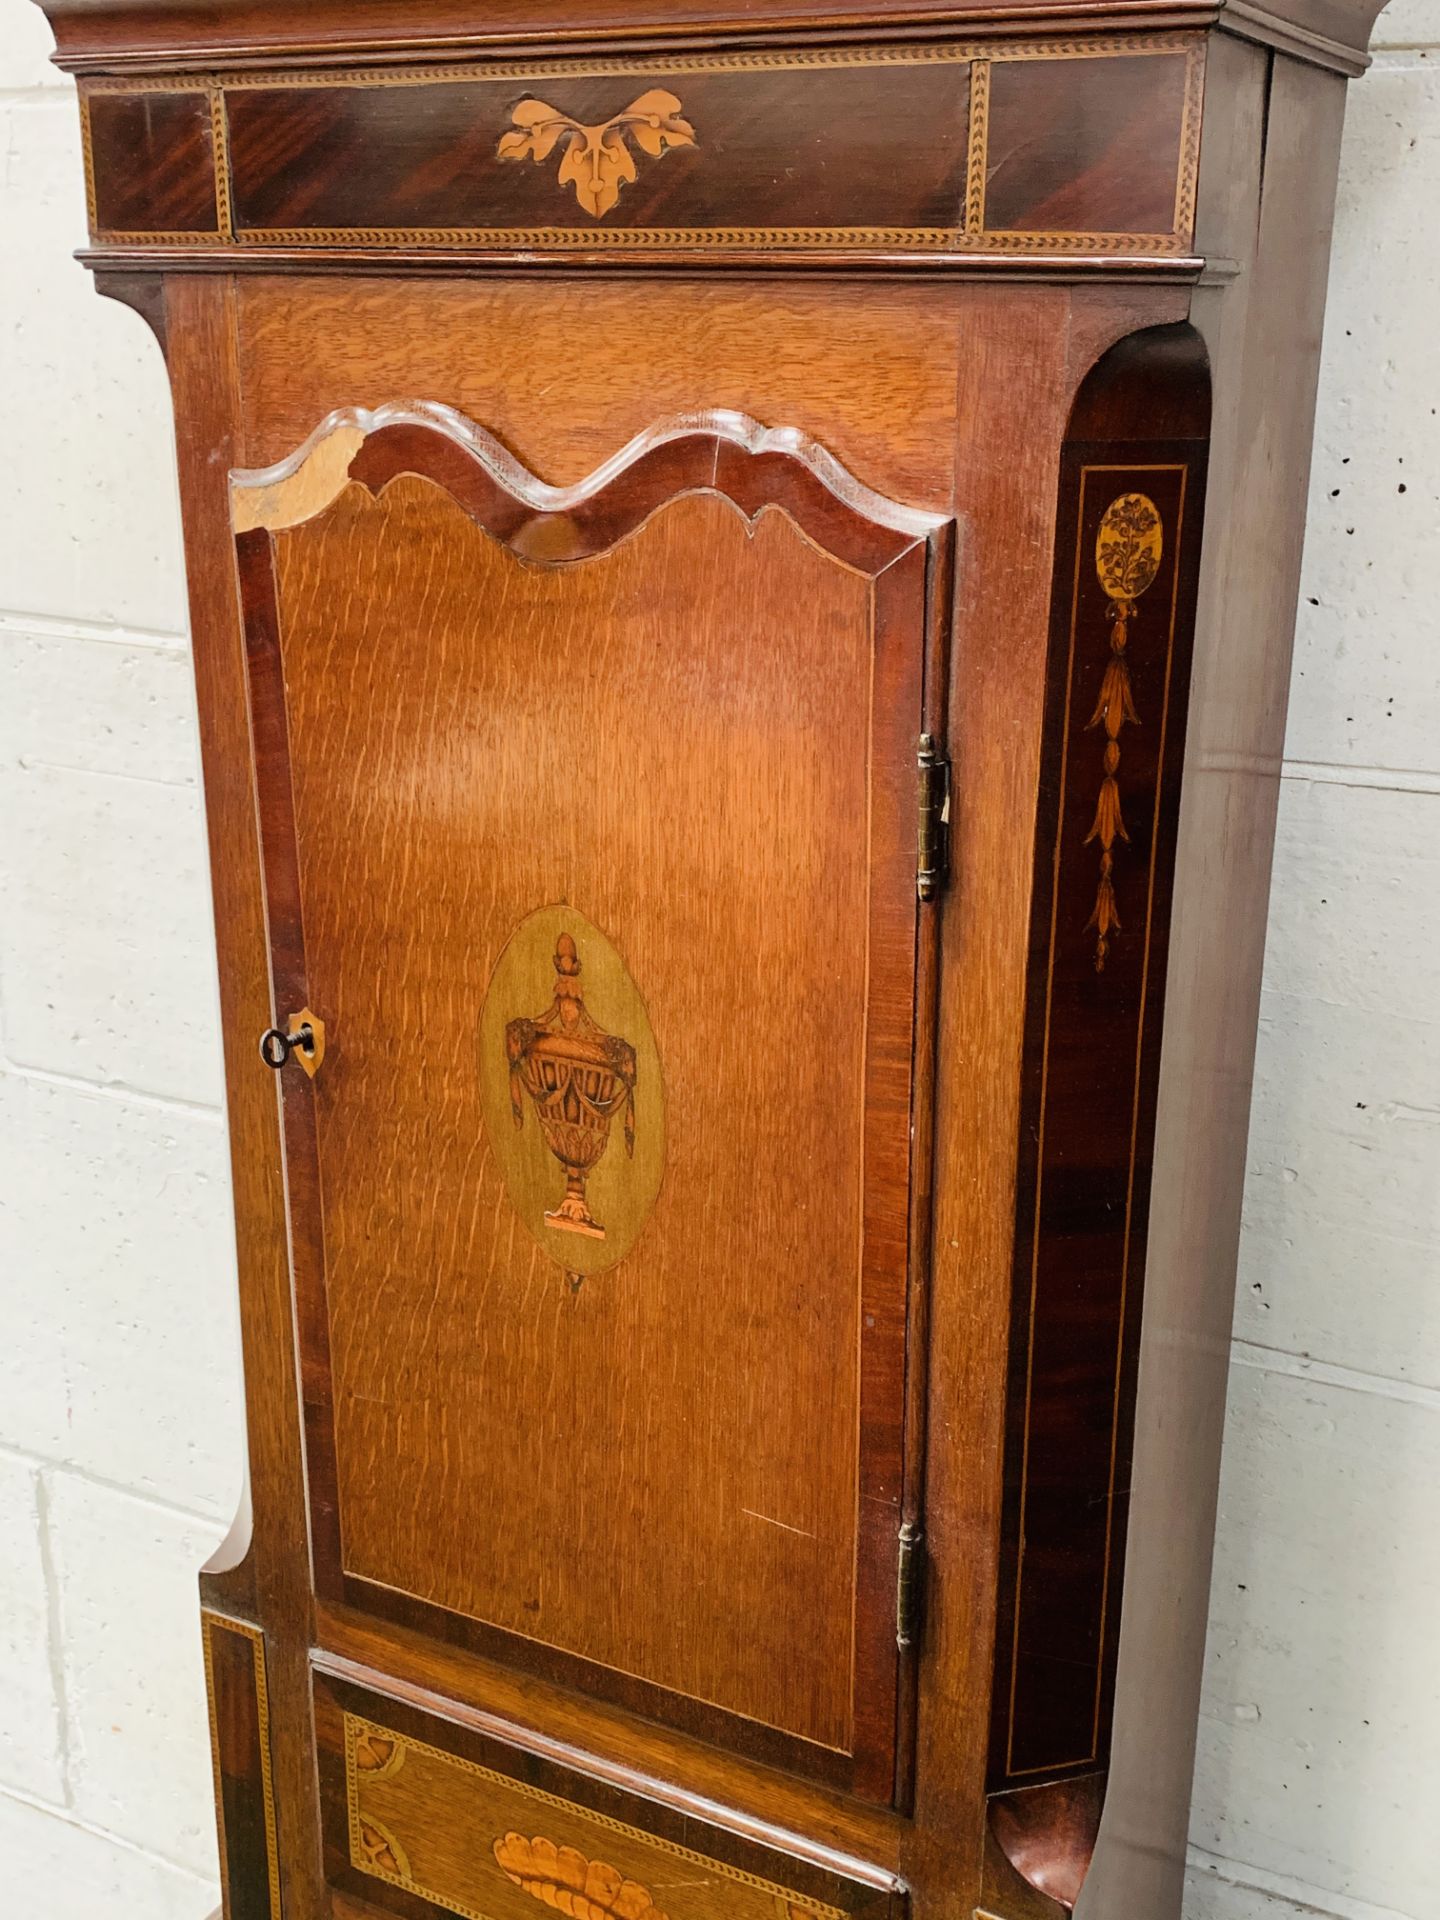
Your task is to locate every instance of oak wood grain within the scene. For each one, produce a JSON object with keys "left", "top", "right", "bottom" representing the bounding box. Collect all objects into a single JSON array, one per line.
[
  {"left": 232, "top": 277, "right": 964, "bottom": 506},
  {"left": 53, "top": 0, "right": 1380, "bottom": 1895},
  {"left": 312, "top": 1670, "right": 904, "bottom": 1920},
  {"left": 164, "top": 274, "right": 328, "bottom": 1920},
  {"left": 312, "top": 1616, "right": 907, "bottom": 1872},
  {"left": 235, "top": 412, "right": 947, "bottom": 1802}
]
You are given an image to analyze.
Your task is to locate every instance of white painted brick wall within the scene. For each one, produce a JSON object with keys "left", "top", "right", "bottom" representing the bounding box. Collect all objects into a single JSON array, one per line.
[
  {"left": 1184, "top": 27, "right": 1440, "bottom": 1920},
  {"left": 1, "top": 2, "right": 241, "bottom": 1908},
  {"left": 0, "top": 3, "right": 1434, "bottom": 1914}
]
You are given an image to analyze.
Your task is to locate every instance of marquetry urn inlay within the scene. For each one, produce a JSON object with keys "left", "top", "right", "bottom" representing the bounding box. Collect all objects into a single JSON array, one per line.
[{"left": 481, "top": 904, "right": 665, "bottom": 1283}]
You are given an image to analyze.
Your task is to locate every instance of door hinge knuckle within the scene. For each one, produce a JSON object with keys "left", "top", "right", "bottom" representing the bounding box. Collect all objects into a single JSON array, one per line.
[
  {"left": 917, "top": 734, "right": 951, "bottom": 902},
  {"left": 896, "top": 1519, "right": 925, "bottom": 1652}
]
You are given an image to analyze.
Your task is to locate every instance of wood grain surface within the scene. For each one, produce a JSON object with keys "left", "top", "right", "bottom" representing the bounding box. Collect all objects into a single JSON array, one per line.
[
  {"left": 203, "top": 1612, "right": 282, "bottom": 1920},
  {"left": 162, "top": 276, "right": 330, "bottom": 1920},
  {"left": 223, "top": 60, "right": 973, "bottom": 237},
  {"left": 78, "top": 38, "right": 1203, "bottom": 262},
  {"left": 58, "top": 0, "right": 1371, "bottom": 1876},
  {"left": 310, "top": 1629, "right": 907, "bottom": 1875},
  {"left": 232, "top": 278, "right": 963, "bottom": 507},
  {"left": 35, "top": 0, "right": 1388, "bottom": 77},
  {"left": 982, "top": 52, "right": 1191, "bottom": 235},
  {"left": 141, "top": 261, "right": 1212, "bottom": 1920},
  {"left": 85, "top": 87, "right": 218, "bottom": 233},
  {"left": 1081, "top": 43, "right": 1358, "bottom": 1919},
  {"left": 235, "top": 411, "right": 948, "bottom": 1802},
  {"left": 312, "top": 1671, "right": 902, "bottom": 1920},
  {"left": 988, "top": 325, "right": 1211, "bottom": 1803}
]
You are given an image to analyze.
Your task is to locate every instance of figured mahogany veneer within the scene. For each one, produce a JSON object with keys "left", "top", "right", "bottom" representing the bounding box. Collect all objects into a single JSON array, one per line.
[
  {"left": 990, "top": 328, "right": 1210, "bottom": 1794},
  {"left": 77, "top": 35, "right": 1205, "bottom": 264},
  {"left": 84, "top": 87, "right": 220, "bottom": 233},
  {"left": 204, "top": 1612, "right": 282, "bottom": 1920},
  {"left": 40, "top": 1, "right": 1390, "bottom": 1916}
]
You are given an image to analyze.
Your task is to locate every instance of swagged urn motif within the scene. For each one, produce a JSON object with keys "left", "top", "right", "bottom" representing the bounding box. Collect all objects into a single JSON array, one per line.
[{"left": 505, "top": 934, "right": 638, "bottom": 1239}]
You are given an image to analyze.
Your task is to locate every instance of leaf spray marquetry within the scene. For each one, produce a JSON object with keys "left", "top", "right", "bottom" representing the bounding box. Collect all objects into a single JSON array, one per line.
[
  {"left": 494, "top": 1835, "right": 669, "bottom": 1920},
  {"left": 496, "top": 90, "right": 697, "bottom": 217},
  {"left": 1085, "top": 492, "right": 1163, "bottom": 970}
]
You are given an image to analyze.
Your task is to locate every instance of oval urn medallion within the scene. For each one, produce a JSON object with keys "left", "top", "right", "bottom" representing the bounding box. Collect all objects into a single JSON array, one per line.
[{"left": 480, "top": 905, "right": 665, "bottom": 1279}]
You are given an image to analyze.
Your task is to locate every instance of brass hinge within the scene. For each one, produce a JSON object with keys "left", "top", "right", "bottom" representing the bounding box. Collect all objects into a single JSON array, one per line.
[
  {"left": 896, "top": 1520, "right": 926, "bottom": 1652},
  {"left": 917, "top": 734, "right": 951, "bottom": 902}
]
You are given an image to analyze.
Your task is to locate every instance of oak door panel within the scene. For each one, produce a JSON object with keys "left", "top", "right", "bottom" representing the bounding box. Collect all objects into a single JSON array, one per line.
[
  {"left": 235, "top": 413, "right": 948, "bottom": 1802},
  {"left": 313, "top": 1668, "right": 905, "bottom": 1920}
]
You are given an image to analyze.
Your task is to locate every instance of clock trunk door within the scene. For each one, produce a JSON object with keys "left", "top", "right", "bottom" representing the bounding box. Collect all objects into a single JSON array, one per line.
[{"left": 235, "top": 412, "right": 949, "bottom": 1804}]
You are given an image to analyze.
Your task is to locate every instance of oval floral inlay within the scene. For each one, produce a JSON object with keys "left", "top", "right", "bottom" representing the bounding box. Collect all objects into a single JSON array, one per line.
[
  {"left": 1094, "top": 490, "right": 1162, "bottom": 604},
  {"left": 480, "top": 905, "right": 665, "bottom": 1279}
]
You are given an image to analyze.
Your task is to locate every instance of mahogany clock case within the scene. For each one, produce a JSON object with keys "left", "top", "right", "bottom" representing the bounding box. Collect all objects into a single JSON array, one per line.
[{"left": 33, "top": 3, "right": 1390, "bottom": 1919}]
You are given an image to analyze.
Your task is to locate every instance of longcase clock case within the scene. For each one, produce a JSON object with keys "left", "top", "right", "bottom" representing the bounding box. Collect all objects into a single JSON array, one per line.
[{"left": 37, "top": 1, "right": 1389, "bottom": 1916}]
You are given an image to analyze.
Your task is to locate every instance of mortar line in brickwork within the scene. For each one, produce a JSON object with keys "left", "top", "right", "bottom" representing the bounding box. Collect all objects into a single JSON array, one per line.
[
  {"left": 0, "top": 608, "right": 190, "bottom": 652},
  {"left": 0, "top": 1781, "right": 219, "bottom": 1890},
  {"left": 32, "top": 1469, "right": 75, "bottom": 1810},
  {"left": 13, "top": 755, "right": 199, "bottom": 792},
  {"left": 1281, "top": 756, "right": 1440, "bottom": 798},
  {"left": 1229, "top": 1337, "right": 1440, "bottom": 1413},
  {"left": 0, "top": 1058, "right": 225, "bottom": 1120},
  {"left": 0, "top": 1443, "right": 237, "bottom": 1533},
  {"left": 1186, "top": 1843, "right": 1417, "bottom": 1920}
]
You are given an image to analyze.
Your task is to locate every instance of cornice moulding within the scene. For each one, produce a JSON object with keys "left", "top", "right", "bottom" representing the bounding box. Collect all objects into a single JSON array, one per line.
[{"left": 32, "top": 0, "right": 1385, "bottom": 78}]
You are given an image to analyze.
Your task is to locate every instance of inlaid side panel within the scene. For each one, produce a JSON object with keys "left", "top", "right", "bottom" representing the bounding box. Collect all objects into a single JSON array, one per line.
[
  {"left": 313, "top": 1672, "right": 904, "bottom": 1920},
  {"left": 203, "top": 1612, "right": 282, "bottom": 1920},
  {"left": 233, "top": 409, "right": 950, "bottom": 1804},
  {"left": 981, "top": 54, "right": 1196, "bottom": 238},
  {"left": 82, "top": 88, "right": 220, "bottom": 236},
  {"left": 77, "top": 34, "right": 1204, "bottom": 261},
  {"left": 224, "top": 60, "right": 971, "bottom": 234},
  {"left": 989, "top": 329, "right": 1211, "bottom": 1796}
]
